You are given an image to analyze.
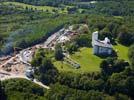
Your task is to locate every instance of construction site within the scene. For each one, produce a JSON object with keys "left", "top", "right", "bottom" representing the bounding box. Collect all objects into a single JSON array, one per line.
[{"left": 0, "top": 24, "right": 87, "bottom": 87}]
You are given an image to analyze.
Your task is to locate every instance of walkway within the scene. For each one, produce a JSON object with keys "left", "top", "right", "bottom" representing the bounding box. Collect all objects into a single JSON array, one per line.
[{"left": 0, "top": 70, "right": 50, "bottom": 89}]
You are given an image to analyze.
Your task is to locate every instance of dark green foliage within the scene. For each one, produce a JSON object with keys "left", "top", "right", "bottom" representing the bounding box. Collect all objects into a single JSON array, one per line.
[
  {"left": 67, "top": 7, "right": 77, "bottom": 14},
  {"left": 58, "top": 72, "right": 104, "bottom": 91},
  {"left": 99, "top": 28, "right": 115, "bottom": 44},
  {"left": 75, "top": 34, "right": 92, "bottom": 47},
  {"left": 31, "top": 49, "right": 59, "bottom": 85},
  {"left": 0, "top": 34, "right": 6, "bottom": 48},
  {"left": 2, "top": 79, "right": 46, "bottom": 100},
  {"left": 115, "top": 93, "right": 130, "bottom": 100},
  {"left": 31, "top": 48, "right": 46, "bottom": 67},
  {"left": 67, "top": 42, "right": 78, "bottom": 54},
  {"left": 100, "top": 57, "right": 128, "bottom": 76},
  {"left": 98, "top": 20, "right": 122, "bottom": 44},
  {"left": 0, "top": 81, "right": 6, "bottom": 100},
  {"left": 128, "top": 45, "right": 134, "bottom": 68},
  {"left": 15, "top": 39, "right": 28, "bottom": 49},
  {"left": 45, "top": 83, "right": 114, "bottom": 100},
  {"left": 107, "top": 68, "right": 134, "bottom": 98},
  {"left": 55, "top": 44, "right": 64, "bottom": 61},
  {"left": 118, "top": 29, "right": 134, "bottom": 46},
  {"left": 38, "top": 57, "right": 58, "bottom": 85}
]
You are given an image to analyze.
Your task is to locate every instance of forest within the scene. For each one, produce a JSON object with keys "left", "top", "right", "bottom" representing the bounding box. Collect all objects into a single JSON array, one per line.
[{"left": 0, "top": 2, "right": 134, "bottom": 56}]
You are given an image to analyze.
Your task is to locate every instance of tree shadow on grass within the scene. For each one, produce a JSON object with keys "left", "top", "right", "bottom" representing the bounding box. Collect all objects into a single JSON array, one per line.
[{"left": 95, "top": 50, "right": 117, "bottom": 59}]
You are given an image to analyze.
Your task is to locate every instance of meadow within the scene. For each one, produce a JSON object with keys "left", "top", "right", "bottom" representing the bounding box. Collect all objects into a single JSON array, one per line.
[
  {"left": 54, "top": 44, "right": 129, "bottom": 73},
  {"left": 2, "top": 2, "right": 69, "bottom": 13}
]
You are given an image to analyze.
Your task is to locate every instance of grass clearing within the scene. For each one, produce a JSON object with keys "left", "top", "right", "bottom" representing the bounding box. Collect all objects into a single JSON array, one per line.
[
  {"left": 113, "top": 43, "right": 129, "bottom": 61},
  {"left": 3, "top": 2, "right": 56, "bottom": 11},
  {"left": 54, "top": 47, "right": 102, "bottom": 73},
  {"left": 2, "top": 2, "right": 68, "bottom": 13},
  {"left": 54, "top": 44, "right": 129, "bottom": 73}
]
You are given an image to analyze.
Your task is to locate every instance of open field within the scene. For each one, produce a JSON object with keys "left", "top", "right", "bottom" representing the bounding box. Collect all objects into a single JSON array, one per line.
[
  {"left": 2, "top": 2, "right": 68, "bottom": 13},
  {"left": 54, "top": 47, "right": 102, "bottom": 73},
  {"left": 54, "top": 44, "right": 129, "bottom": 73},
  {"left": 113, "top": 43, "right": 129, "bottom": 61},
  {"left": 3, "top": 2, "right": 57, "bottom": 11}
]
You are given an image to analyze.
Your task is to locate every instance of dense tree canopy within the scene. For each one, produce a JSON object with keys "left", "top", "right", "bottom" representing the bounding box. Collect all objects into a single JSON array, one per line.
[
  {"left": 45, "top": 83, "right": 115, "bottom": 100},
  {"left": 0, "top": 81, "right": 6, "bottom": 100},
  {"left": 31, "top": 49, "right": 59, "bottom": 85},
  {"left": 2, "top": 79, "right": 46, "bottom": 100},
  {"left": 128, "top": 45, "right": 134, "bottom": 68},
  {"left": 54, "top": 44, "right": 64, "bottom": 61},
  {"left": 100, "top": 57, "right": 129, "bottom": 76}
]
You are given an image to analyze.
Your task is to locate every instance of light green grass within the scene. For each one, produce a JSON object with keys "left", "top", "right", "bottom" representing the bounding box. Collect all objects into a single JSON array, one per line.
[
  {"left": 54, "top": 61, "right": 81, "bottom": 73},
  {"left": 2, "top": 2, "right": 68, "bottom": 13},
  {"left": 113, "top": 44, "right": 129, "bottom": 61},
  {"left": 3, "top": 2, "right": 56, "bottom": 11},
  {"left": 54, "top": 44, "right": 129, "bottom": 73},
  {"left": 54, "top": 47, "right": 102, "bottom": 73}
]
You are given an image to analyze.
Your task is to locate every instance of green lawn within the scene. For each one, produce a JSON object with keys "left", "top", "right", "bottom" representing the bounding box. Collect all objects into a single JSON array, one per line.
[
  {"left": 54, "top": 44, "right": 129, "bottom": 73},
  {"left": 2, "top": 2, "right": 68, "bottom": 13},
  {"left": 54, "top": 47, "right": 102, "bottom": 73},
  {"left": 113, "top": 44, "right": 129, "bottom": 61}
]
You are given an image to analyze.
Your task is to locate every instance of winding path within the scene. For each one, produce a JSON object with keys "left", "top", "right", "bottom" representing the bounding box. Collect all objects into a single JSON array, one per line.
[{"left": 0, "top": 70, "right": 50, "bottom": 89}]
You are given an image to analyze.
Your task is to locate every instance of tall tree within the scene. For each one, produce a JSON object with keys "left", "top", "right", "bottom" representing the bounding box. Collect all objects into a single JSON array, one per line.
[
  {"left": 55, "top": 44, "right": 64, "bottom": 61},
  {"left": 100, "top": 57, "right": 128, "bottom": 76},
  {"left": 128, "top": 45, "right": 134, "bottom": 68},
  {"left": 0, "top": 81, "right": 6, "bottom": 100}
]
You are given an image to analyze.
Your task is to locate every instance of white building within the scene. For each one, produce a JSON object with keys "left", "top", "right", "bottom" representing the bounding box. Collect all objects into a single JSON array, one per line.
[{"left": 92, "top": 31, "right": 113, "bottom": 55}]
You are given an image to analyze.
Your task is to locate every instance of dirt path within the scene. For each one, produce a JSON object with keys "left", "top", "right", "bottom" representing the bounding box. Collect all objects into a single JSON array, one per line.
[
  {"left": 0, "top": 55, "right": 17, "bottom": 68},
  {"left": 0, "top": 28, "right": 67, "bottom": 89},
  {"left": 0, "top": 71, "right": 50, "bottom": 89}
]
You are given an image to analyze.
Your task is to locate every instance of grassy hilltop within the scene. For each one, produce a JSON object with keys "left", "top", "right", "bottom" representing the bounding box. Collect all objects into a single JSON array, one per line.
[{"left": 54, "top": 44, "right": 129, "bottom": 73}]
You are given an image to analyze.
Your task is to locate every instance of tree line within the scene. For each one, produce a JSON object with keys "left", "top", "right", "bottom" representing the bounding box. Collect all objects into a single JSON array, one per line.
[{"left": 29, "top": 43, "right": 134, "bottom": 99}]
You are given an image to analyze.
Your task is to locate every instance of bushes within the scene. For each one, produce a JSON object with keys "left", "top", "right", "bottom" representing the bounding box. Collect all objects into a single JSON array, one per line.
[
  {"left": 67, "top": 42, "right": 78, "bottom": 54},
  {"left": 75, "top": 34, "right": 92, "bottom": 47},
  {"left": 58, "top": 72, "right": 105, "bottom": 91},
  {"left": 54, "top": 44, "right": 64, "bottom": 61},
  {"left": 117, "top": 25, "right": 134, "bottom": 46},
  {"left": 100, "top": 57, "right": 129, "bottom": 76},
  {"left": 31, "top": 49, "right": 59, "bottom": 85},
  {"left": 107, "top": 68, "right": 134, "bottom": 98},
  {"left": 45, "top": 83, "right": 114, "bottom": 100},
  {"left": 118, "top": 32, "right": 134, "bottom": 46},
  {"left": 128, "top": 45, "right": 134, "bottom": 68},
  {"left": 2, "top": 79, "right": 46, "bottom": 100},
  {"left": 0, "top": 81, "right": 6, "bottom": 100}
]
